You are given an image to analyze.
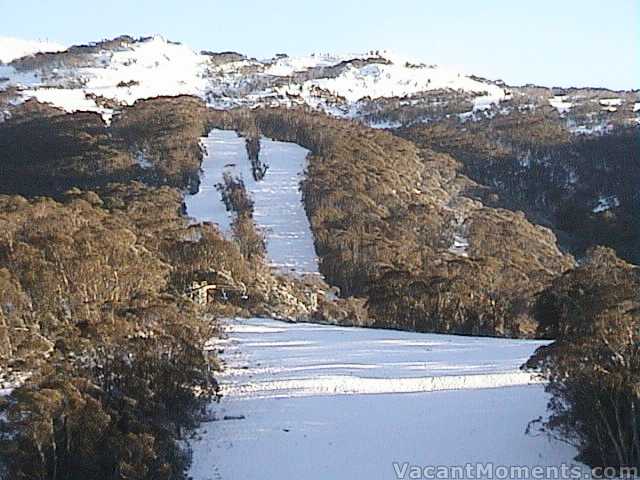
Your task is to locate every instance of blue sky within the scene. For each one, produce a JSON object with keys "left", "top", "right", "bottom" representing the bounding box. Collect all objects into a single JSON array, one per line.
[{"left": 2, "top": 0, "right": 638, "bottom": 89}]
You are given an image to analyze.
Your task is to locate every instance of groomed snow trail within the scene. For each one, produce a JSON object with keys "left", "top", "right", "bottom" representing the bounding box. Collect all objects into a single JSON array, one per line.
[
  {"left": 185, "top": 129, "right": 319, "bottom": 275},
  {"left": 190, "top": 318, "right": 584, "bottom": 479}
]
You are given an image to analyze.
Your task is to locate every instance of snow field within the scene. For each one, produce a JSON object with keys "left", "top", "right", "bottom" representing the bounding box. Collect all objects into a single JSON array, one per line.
[{"left": 190, "top": 318, "right": 584, "bottom": 479}]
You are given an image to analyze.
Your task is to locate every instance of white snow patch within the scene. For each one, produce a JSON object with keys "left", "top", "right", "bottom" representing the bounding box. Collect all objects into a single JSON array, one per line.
[
  {"left": 458, "top": 110, "right": 475, "bottom": 121},
  {"left": 549, "top": 95, "right": 572, "bottom": 113},
  {"left": 20, "top": 87, "right": 114, "bottom": 123},
  {"left": 226, "top": 372, "right": 542, "bottom": 399},
  {"left": 448, "top": 234, "right": 470, "bottom": 257},
  {"left": 0, "top": 37, "right": 65, "bottom": 64},
  {"left": 0, "top": 370, "right": 31, "bottom": 394},
  {"left": 212, "top": 317, "right": 553, "bottom": 398},
  {"left": 79, "top": 36, "right": 208, "bottom": 105},
  {"left": 0, "top": 64, "right": 41, "bottom": 88},
  {"left": 472, "top": 92, "right": 502, "bottom": 111},
  {"left": 593, "top": 195, "right": 620, "bottom": 213},
  {"left": 135, "top": 150, "right": 153, "bottom": 169},
  {"left": 367, "top": 119, "right": 403, "bottom": 129},
  {"left": 570, "top": 123, "right": 612, "bottom": 136},
  {"left": 1, "top": 36, "right": 207, "bottom": 122},
  {"left": 599, "top": 98, "right": 622, "bottom": 107},
  {"left": 263, "top": 53, "right": 350, "bottom": 76}
]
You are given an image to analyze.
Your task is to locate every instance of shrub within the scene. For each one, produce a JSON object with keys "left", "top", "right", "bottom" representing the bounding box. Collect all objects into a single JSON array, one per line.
[{"left": 527, "top": 247, "right": 640, "bottom": 470}]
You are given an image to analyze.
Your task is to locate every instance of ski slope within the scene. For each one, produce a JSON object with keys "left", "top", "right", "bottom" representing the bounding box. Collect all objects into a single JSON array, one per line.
[
  {"left": 185, "top": 129, "right": 319, "bottom": 274},
  {"left": 190, "top": 318, "right": 584, "bottom": 480}
]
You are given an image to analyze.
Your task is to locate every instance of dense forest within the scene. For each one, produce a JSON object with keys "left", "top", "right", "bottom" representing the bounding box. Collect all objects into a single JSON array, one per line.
[
  {"left": 400, "top": 114, "right": 640, "bottom": 264},
  {"left": 0, "top": 96, "right": 209, "bottom": 197}
]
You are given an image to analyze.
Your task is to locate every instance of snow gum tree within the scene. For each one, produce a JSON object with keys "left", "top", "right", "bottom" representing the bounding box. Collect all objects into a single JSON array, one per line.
[{"left": 528, "top": 247, "right": 640, "bottom": 470}]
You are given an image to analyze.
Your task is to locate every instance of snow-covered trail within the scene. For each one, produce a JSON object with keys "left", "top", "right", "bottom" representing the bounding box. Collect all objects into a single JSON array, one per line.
[
  {"left": 185, "top": 129, "right": 319, "bottom": 274},
  {"left": 190, "top": 318, "right": 583, "bottom": 480}
]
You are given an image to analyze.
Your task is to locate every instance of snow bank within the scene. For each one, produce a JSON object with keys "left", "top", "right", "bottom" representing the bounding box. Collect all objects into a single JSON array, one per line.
[
  {"left": 213, "top": 317, "right": 549, "bottom": 400},
  {"left": 79, "top": 36, "right": 208, "bottom": 105},
  {"left": 2, "top": 36, "right": 208, "bottom": 122},
  {"left": 263, "top": 53, "right": 351, "bottom": 76},
  {"left": 226, "top": 371, "right": 542, "bottom": 399}
]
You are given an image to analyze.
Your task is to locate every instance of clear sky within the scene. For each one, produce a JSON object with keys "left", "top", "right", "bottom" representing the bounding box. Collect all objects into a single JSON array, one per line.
[{"left": 2, "top": 0, "right": 638, "bottom": 89}]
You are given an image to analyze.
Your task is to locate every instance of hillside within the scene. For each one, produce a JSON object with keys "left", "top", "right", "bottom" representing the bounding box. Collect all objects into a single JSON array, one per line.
[
  {"left": 1, "top": 35, "right": 636, "bottom": 128},
  {"left": 0, "top": 34, "right": 637, "bottom": 344},
  {"left": 0, "top": 34, "right": 638, "bottom": 479}
]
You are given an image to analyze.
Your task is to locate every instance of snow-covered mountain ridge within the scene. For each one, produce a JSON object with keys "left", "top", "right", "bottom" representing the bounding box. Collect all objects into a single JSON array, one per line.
[
  {"left": 0, "top": 35, "right": 637, "bottom": 131},
  {"left": 0, "top": 36, "right": 504, "bottom": 117},
  {"left": 0, "top": 36, "right": 65, "bottom": 64}
]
